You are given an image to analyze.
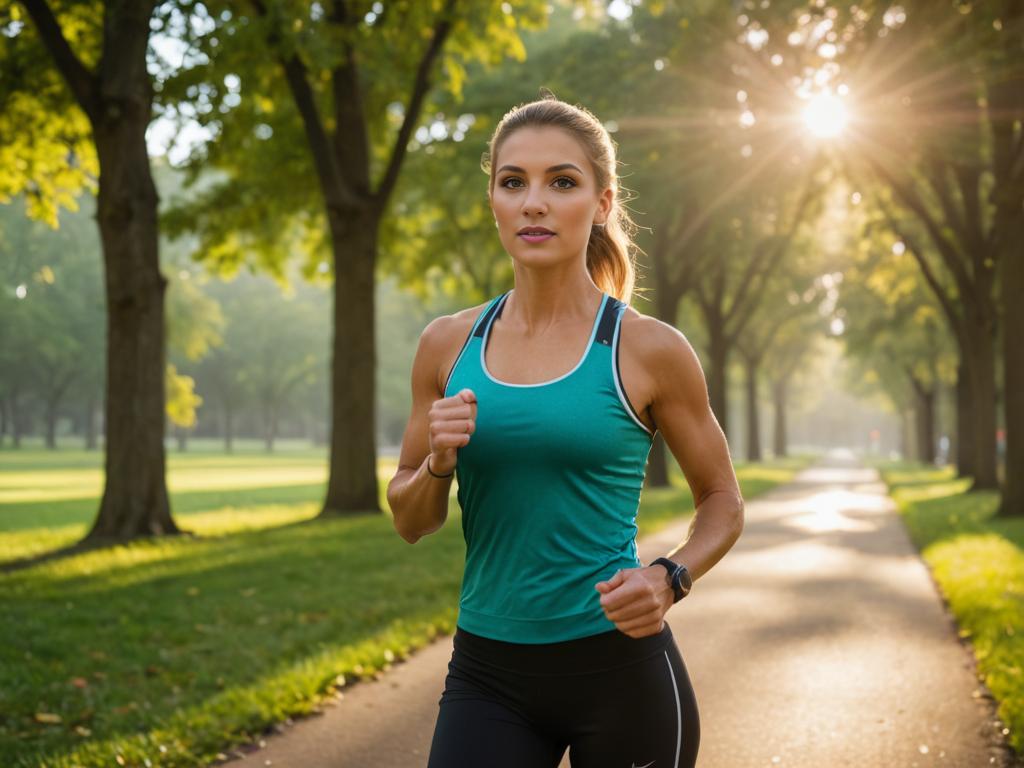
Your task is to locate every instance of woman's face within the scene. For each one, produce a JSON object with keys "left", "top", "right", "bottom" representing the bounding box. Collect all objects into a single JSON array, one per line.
[{"left": 489, "top": 125, "right": 613, "bottom": 268}]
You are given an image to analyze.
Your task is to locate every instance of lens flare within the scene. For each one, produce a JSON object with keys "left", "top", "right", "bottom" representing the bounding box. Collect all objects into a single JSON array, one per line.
[{"left": 802, "top": 91, "right": 849, "bottom": 138}]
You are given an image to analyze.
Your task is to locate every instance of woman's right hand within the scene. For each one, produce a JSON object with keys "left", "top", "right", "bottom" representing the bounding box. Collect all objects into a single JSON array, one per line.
[{"left": 428, "top": 388, "right": 477, "bottom": 475}]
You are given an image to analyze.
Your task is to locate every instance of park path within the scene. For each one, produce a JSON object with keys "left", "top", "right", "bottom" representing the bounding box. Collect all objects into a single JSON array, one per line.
[{"left": 223, "top": 451, "right": 1018, "bottom": 768}]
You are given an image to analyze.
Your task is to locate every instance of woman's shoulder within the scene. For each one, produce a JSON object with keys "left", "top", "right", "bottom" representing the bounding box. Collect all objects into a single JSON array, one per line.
[
  {"left": 421, "top": 298, "right": 495, "bottom": 348},
  {"left": 419, "top": 298, "right": 497, "bottom": 395},
  {"left": 619, "top": 305, "right": 704, "bottom": 390}
]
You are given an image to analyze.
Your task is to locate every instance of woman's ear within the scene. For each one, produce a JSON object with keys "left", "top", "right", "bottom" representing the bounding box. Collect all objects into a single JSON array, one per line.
[{"left": 594, "top": 186, "right": 614, "bottom": 226}]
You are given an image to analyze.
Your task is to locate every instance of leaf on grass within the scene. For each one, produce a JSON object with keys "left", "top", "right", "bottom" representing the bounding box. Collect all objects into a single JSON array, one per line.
[
  {"left": 34, "top": 712, "right": 62, "bottom": 724},
  {"left": 70, "top": 676, "right": 89, "bottom": 688}
]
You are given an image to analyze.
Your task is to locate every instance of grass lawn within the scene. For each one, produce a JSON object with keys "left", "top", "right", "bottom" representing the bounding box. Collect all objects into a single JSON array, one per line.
[
  {"left": 1, "top": 446, "right": 812, "bottom": 767},
  {"left": 871, "top": 460, "right": 1024, "bottom": 756}
]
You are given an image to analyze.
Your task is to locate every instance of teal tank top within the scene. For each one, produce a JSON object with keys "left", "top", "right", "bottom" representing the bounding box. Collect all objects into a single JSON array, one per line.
[{"left": 443, "top": 289, "right": 656, "bottom": 643}]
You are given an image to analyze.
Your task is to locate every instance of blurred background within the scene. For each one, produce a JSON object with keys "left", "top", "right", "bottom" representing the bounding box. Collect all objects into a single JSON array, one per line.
[{"left": 1, "top": 0, "right": 1021, "bottom": 766}]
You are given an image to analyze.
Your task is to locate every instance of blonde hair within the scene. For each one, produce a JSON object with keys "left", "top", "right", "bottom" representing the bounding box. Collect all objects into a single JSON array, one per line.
[{"left": 481, "top": 90, "right": 642, "bottom": 305}]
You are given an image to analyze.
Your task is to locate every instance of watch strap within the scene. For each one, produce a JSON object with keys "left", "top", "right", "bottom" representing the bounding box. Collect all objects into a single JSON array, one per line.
[{"left": 649, "top": 557, "right": 689, "bottom": 603}]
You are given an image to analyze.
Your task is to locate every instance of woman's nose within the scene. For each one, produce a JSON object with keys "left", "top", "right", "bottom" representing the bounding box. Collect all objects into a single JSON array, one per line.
[{"left": 521, "top": 187, "right": 547, "bottom": 216}]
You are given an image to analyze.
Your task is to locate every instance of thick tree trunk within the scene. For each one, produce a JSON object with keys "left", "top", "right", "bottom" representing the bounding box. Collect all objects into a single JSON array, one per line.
[
  {"left": 962, "top": 312, "right": 999, "bottom": 490},
  {"left": 772, "top": 378, "right": 787, "bottom": 458},
  {"left": 998, "top": 213, "right": 1024, "bottom": 515},
  {"left": 24, "top": 0, "right": 173, "bottom": 543},
  {"left": 744, "top": 354, "right": 762, "bottom": 462},
  {"left": 84, "top": 93, "right": 178, "bottom": 541},
  {"left": 321, "top": 209, "right": 380, "bottom": 515}
]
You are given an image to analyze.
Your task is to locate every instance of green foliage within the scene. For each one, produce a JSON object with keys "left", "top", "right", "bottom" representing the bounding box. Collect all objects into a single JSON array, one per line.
[
  {"left": 159, "top": 0, "right": 549, "bottom": 279},
  {"left": 0, "top": 3, "right": 99, "bottom": 226},
  {"left": 165, "top": 365, "right": 203, "bottom": 428}
]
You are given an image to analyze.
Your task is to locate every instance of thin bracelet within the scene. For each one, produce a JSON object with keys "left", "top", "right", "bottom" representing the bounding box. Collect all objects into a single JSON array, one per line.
[{"left": 427, "top": 456, "right": 454, "bottom": 479}]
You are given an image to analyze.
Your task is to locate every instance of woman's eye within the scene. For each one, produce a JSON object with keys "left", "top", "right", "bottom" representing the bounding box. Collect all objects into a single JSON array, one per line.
[{"left": 499, "top": 176, "right": 577, "bottom": 189}]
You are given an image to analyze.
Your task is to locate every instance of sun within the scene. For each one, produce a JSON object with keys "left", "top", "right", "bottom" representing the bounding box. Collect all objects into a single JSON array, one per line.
[{"left": 801, "top": 90, "right": 849, "bottom": 138}]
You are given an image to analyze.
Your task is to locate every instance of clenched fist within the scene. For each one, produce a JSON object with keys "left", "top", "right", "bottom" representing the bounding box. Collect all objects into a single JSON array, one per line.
[{"left": 428, "top": 388, "right": 477, "bottom": 476}]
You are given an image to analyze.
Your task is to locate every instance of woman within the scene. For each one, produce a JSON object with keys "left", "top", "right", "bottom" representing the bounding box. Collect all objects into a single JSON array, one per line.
[{"left": 386, "top": 93, "right": 744, "bottom": 768}]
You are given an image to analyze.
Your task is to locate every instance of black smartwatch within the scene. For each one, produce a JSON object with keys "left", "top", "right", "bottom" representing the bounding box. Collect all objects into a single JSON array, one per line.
[{"left": 649, "top": 557, "right": 692, "bottom": 603}]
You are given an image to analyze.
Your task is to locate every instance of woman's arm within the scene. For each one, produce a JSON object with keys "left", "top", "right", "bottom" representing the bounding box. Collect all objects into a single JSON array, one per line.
[
  {"left": 387, "top": 316, "right": 461, "bottom": 544},
  {"left": 596, "top": 316, "right": 744, "bottom": 637},
  {"left": 644, "top": 320, "right": 745, "bottom": 581}
]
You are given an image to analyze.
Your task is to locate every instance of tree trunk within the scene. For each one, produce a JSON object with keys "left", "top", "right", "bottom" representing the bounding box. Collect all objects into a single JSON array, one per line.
[
  {"left": 176, "top": 428, "right": 187, "bottom": 452},
  {"left": 321, "top": 209, "right": 380, "bottom": 515},
  {"left": 772, "top": 378, "right": 788, "bottom": 458},
  {"left": 84, "top": 80, "right": 178, "bottom": 542},
  {"left": 264, "top": 403, "right": 277, "bottom": 453},
  {"left": 913, "top": 381, "right": 936, "bottom": 465},
  {"left": 899, "top": 408, "right": 912, "bottom": 461},
  {"left": 706, "top": 322, "right": 729, "bottom": 439},
  {"left": 1, "top": 396, "right": 8, "bottom": 449},
  {"left": 45, "top": 397, "right": 58, "bottom": 449},
  {"left": 84, "top": 395, "right": 98, "bottom": 450},
  {"left": 644, "top": 285, "right": 681, "bottom": 489},
  {"left": 745, "top": 354, "right": 762, "bottom": 462},
  {"left": 955, "top": 362, "right": 974, "bottom": 477},
  {"left": 644, "top": 434, "right": 670, "bottom": 489},
  {"left": 961, "top": 312, "right": 999, "bottom": 490},
  {"left": 998, "top": 209, "right": 1024, "bottom": 515},
  {"left": 11, "top": 392, "right": 23, "bottom": 449},
  {"left": 224, "top": 402, "right": 234, "bottom": 454}
]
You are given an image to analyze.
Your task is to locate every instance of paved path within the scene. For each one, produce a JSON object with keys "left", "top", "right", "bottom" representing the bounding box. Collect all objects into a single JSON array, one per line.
[{"left": 224, "top": 451, "right": 1019, "bottom": 767}]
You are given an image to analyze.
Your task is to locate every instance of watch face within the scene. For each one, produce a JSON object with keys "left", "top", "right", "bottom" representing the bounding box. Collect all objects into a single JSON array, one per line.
[{"left": 675, "top": 566, "right": 692, "bottom": 595}]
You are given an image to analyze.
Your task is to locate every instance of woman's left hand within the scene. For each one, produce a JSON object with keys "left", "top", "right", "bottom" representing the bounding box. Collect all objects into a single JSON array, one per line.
[{"left": 595, "top": 566, "right": 674, "bottom": 638}]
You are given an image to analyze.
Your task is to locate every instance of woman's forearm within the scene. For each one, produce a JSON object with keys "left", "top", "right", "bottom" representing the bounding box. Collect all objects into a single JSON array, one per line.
[
  {"left": 388, "top": 454, "right": 454, "bottom": 544},
  {"left": 660, "top": 489, "right": 744, "bottom": 582}
]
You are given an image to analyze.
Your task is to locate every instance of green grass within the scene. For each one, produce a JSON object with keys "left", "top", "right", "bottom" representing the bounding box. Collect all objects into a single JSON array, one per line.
[
  {"left": 872, "top": 459, "right": 1024, "bottom": 756},
  {"left": 1, "top": 447, "right": 810, "bottom": 767}
]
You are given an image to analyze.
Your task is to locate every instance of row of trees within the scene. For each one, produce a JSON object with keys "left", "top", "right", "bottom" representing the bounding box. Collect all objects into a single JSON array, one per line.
[
  {"left": 0, "top": 189, "right": 464, "bottom": 451},
  {"left": 813, "top": 0, "right": 1022, "bottom": 508},
  {"left": 2, "top": 0, "right": 1019, "bottom": 551}
]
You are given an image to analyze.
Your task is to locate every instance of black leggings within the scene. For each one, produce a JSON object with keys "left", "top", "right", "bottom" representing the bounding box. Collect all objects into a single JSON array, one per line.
[{"left": 427, "top": 623, "right": 699, "bottom": 768}]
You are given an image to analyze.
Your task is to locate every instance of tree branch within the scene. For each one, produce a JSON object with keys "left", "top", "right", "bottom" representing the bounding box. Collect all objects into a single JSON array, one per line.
[
  {"left": 373, "top": 0, "right": 457, "bottom": 209},
  {"left": 20, "top": 0, "right": 99, "bottom": 119},
  {"left": 250, "top": 0, "right": 358, "bottom": 211}
]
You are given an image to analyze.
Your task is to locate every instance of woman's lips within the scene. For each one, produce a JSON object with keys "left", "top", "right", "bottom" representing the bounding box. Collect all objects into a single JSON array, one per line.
[{"left": 518, "top": 233, "right": 554, "bottom": 243}]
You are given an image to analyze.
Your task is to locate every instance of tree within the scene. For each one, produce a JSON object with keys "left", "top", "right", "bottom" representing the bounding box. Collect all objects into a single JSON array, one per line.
[
  {"left": 160, "top": 0, "right": 550, "bottom": 517},
  {"left": 3, "top": 0, "right": 180, "bottom": 540}
]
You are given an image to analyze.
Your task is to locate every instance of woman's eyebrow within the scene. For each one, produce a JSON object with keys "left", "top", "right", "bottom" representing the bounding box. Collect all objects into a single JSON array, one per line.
[{"left": 496, "top": 163, "right": 583, "bottom": 174}]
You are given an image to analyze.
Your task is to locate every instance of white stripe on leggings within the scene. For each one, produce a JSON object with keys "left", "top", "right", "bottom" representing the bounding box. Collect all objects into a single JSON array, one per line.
[{"left": 663, "top": 650, "right": 682, "bottom": 767}]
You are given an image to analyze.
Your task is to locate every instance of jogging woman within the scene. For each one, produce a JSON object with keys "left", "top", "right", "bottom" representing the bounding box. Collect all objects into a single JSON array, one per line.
[{"left": 387, "top": 93, "right": 744, "bottom": 768}]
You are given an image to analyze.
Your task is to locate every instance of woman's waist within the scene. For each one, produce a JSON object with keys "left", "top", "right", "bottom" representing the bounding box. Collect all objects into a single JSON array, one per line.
[{"left": 451, "top": 620, "right": 674, "bottom": 676}]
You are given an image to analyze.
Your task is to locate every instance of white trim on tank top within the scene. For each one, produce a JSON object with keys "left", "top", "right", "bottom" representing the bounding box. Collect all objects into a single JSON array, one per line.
[
  {"left": 479, "top": 291, "right": 608, "bottom": 388},
  {"left": 611, "top": 303, "right": 656, "bottom": 437}
]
